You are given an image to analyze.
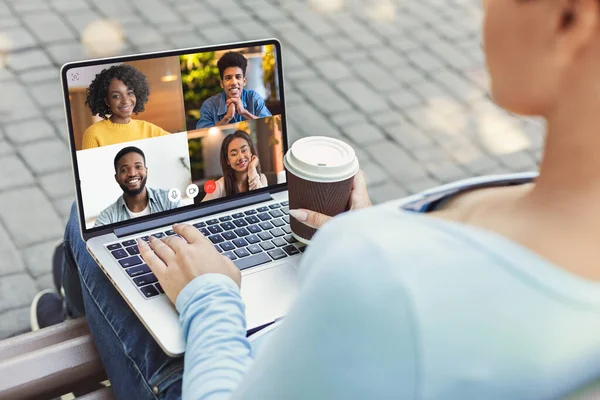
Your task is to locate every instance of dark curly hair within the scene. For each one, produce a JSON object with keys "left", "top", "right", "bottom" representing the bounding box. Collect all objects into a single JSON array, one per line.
[
  {"left": 85, "top": 64, "right": 150, "bottom": 119},
  {"left": 217, "top": 52, "right": 248, "bottom": 80}
]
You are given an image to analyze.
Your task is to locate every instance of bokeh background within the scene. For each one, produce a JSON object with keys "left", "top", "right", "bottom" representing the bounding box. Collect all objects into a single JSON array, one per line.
[{"left": 0, "top": 0, "right": 544, "bottom": 338}]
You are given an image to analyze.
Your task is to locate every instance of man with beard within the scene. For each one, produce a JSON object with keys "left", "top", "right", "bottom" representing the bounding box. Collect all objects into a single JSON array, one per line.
[
  {"left": 94, "top": 146, "right": 181, "bottom": 227},
  {"left": 196, "top": 51, "right": 272, "bottom": 129}
]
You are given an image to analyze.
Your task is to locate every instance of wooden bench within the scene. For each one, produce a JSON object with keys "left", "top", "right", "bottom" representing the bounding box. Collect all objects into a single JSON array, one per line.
[{"left": 0, "top": 317, "right": 114, "bottom": 400}]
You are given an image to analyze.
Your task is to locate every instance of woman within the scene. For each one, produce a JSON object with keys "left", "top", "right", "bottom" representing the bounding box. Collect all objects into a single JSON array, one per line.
[
  {"left": 81, "top": 64, "right": 169, "bottom": 149},
  {"left": 202, "top": 130, "right": 268, "bottom": 202},
  {"left": 49, "top": 0, "right": 600, "bottom": 398}
]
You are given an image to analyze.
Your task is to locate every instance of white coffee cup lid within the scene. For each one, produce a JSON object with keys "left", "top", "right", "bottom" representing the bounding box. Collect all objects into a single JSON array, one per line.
[{"left": 284, "top": 136, "right": 359, "bottom": 183}]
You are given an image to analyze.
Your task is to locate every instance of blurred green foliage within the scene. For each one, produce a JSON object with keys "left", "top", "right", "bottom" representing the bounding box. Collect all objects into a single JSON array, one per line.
[
  {"left": 188, "top": 138, "right": 205, "bottom": 182},
  {"left": 262, "top": 44, "right": 277, "bottom": 101},
  {"left": 180, "top": 52, "right": 222, "bottom": 121}
]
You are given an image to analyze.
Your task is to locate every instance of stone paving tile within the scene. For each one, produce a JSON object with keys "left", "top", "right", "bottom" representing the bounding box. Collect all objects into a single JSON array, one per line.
[
  {"left": 0, "top": 81, "right": 41, "bottom": 123},
  {"left": 0, "top": 140, "right": 15, "bottom": 156},
  {"left": 134, "top": 0, "right": 181, "bottom": 24},
  {"left": 296, "top": 79, "right": 353, "bottom": 114},
  {"left": 0, "top": 2, "right": 12, "bottom": 16},
  {"left": 278, "top": 29, "right": 329, "bottom": 60},
  {"left": 360, "top": 161, "right": 389, "bottom": 187},
  {"left": 0, "top": 273, "right": 38, "bottom": 313},
  {"left": 0, "top": 187, "right": 63, "bottom": 247},
  {"left": 322, "top": 36, "right": 356, "bottom": 53},
  {"left": 5, "top": 48, "right": 52, "bottom": 72},
  {"left": 343, "top": 122, "right": 386, "bottom": 146},
  {"left": 35, "top": 272, "right": 54, "bottom": 292},
  {"left": 0, "top": 307, "right": 31, "bottom": 340},
  {"left": 12, "top": 1, "right": 52, "bottom": 14},
  {"left": 313, "top": 59, "right": 354, "bottom": 82},
  {"left": 19, "top": 138, "right": 71, "bottom": 174},
  {"left": 22, "top": 12, "right": 75, "bottom": 44},
  {"left": 39, "top": 170, "right": 75, "bottom": 199},
  {"left": 4, "top": 119, "right": 57, "bottom": 144},
  {"left": 336, "top": 80, "right": 391, "bottom": 114},
  {"left": 368, "top": 182, "right": 409, "bottom": 205},
  {"left": 52, "top": 195, "right": 75, "bottom": 225},
  {"left": 22, "top": 239, "right": 58, "bottom": 278},
  {"left": 0, "top": 155, "right": 35, "bottom": 191},
  {"left": 0, "top": 26, "right": 37, "bottom": 53},
  {"left": 350, "top": 59, "right": 402, "bottom": 93},
  {"left": 63, "top": 11, "right": 102, "bottom": 34},
  {"left": 0, "top": 223, "right": 26, "bottom": 275},
  {"left": 45, "top": 42, "right": 86, "bottom": 65},
  {"left": 49, "top": 0, "right": 93, "bottom": 13},
  {"left": 365, "top": 140, "right": 429, "bottom": 182},
  {"left": 285, "top": 67, "right": 318, "bottom": 82},
  {"left": 25, "top": 66, "right": 60, "bottom": 86},
  {"left": 286, "top": 102, "right": 341, "bottom": 138},
  {"left": 404, "top": 176, "right": 444, "bottom": 195},
  {"left": 201, "top": 26, "right": 243, "bottom": 45}
]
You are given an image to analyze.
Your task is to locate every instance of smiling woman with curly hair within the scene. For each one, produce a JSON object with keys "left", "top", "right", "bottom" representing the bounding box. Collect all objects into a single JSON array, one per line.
[{"left": 81, "top": 64, "right": 169, "bottom": 149}]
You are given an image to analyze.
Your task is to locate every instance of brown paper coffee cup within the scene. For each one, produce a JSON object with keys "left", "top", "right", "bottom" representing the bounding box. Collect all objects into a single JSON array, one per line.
[{"left": 284, "top": 137, "right": 359, "bottom": 244}]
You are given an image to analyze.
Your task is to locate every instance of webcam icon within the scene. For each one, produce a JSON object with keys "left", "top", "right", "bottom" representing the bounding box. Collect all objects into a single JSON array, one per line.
[{"left": 186, "top": 184, "right": 199, "bottom": 199}]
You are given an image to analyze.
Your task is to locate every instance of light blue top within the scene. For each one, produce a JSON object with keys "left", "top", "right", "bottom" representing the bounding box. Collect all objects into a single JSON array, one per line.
[
  {"left": 196, "top": 89, "right": 272, "bottom": 129},
  {"left": 175, "top": 206, "right": 600, "bottom": 399},
  {"left": 94, "top": 187, "right": 181, "bottom": 227}
]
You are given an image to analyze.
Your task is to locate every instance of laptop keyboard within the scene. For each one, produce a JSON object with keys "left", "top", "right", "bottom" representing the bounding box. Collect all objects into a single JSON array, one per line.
[{"left": 104, "top": 201, "right": 305, "bottom": 299}]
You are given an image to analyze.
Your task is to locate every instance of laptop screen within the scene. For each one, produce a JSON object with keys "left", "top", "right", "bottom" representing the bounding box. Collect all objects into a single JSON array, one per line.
[{"left": 61, "top": 40, "right": 287, "bottom": 233}]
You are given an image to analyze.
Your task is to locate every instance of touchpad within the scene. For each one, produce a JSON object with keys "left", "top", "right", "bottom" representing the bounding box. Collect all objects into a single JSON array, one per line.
[{"left": 241, "top": 263, "right": 299, "bottom": 329}]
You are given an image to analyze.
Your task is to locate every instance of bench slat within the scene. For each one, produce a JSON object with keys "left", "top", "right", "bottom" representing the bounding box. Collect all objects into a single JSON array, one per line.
[
  {"left": 0, "top": 318, "right": 90, "bottom": 360},
  {"left": 0, "top": 330, "right": 108, "bottom": 399}
]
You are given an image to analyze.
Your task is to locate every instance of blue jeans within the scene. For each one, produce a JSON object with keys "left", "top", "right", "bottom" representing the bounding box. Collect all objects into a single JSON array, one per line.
[{"left": 63, "top": 203, "right": 183, "bottom": 399}]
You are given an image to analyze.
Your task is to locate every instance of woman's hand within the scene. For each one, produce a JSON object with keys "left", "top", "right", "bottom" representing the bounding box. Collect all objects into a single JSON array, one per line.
[
  {"left": 249, "top": 155, "right": 259, "bottom": 171},
  {"left": 288, "top": 170, "right": 372, "bottom": 230},
  {"left": 137, "top": 223, "right": 241, "bottom": 304}
]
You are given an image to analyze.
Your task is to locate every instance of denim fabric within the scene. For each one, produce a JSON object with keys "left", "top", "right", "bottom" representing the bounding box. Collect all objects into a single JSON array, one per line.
[
  {"left": 94, "top": 187, "right": 182, "bottom": 228},
  {"left": 63, "top": 203, "right": 183, "bottom": 399},
  {"left": 196, "top": 89, "right": 272, "bottom": 129}
]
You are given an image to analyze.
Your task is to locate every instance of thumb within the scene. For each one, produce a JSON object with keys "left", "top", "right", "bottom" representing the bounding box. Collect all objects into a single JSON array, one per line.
[{"left": 289, "top": 209, "right": 332, "bottom": 229}]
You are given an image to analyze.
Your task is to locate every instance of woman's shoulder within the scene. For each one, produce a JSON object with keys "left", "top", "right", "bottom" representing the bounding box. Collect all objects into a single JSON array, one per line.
[
  {"left": 134, "top": 119, "right": 169, "bottom": 136},
  {"left": 83, "top": 119, "right": 109, "bottom": 134}
]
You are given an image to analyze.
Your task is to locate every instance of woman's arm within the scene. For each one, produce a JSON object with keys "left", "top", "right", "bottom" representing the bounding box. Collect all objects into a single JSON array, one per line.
[
  {"left": 177, "top": 275, "right": 253, "bottom": 400},
  {"left": 248, "top": 170, "right": 267, "bottom": 191},
  {"left": 231, "top": 217, "right": 419, "bottom": 399}
]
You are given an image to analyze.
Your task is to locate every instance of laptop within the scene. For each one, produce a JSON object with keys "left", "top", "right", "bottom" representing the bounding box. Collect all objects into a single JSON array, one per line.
[{"left": 60, "top": 39, "right": 303, "bottom": 356}]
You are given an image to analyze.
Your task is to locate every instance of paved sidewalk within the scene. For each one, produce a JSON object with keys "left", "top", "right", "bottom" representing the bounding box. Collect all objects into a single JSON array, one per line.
[{"left": 0, "top": 0, "right": 544, "bottom": 338}]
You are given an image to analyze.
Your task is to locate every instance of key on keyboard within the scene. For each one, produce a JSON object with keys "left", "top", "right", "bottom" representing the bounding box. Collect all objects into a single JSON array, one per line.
[
  {"left": 133, "top": 273, "right": 157, "bottom": 286},
  {"left": 127, "top": 264, "right": 150, "bottom": 277},
  {"left": 141, "top": 285, "right": 159, "bottom": 298},
  {"left": 111, "top": 249, "right": 128, "bottom": 259},
  {"left": 222, "top": 231, "right": 237, "bottom": 241},
  {"left": 247, "top": 225, "right": 261, "bottom": 234},
  {"left": 234, "top": 253, "right": 271, "bottom": 270},
  {"left": 233, "top": 238, "right": 248, "bottom": 248},
  {"left": 246, "top": 235, "right": 261, "bottom": 244},
  {"left": 268, "top": 248, "right": 287, "bottom": 260},
  {"left": 119, "top": 255, "right": 143, "bottom": 268},
  {"left": 272, "top": 238, "right": 287, "bottom": 247}
]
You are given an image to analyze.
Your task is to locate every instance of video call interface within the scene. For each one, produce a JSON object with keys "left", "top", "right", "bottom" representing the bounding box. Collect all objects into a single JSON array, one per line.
[{"left": 65, "top": 44, "right": 286, "bottom": 230}]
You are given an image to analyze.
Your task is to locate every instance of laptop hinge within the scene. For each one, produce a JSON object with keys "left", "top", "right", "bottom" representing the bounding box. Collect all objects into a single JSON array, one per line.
[{"left": 113, "top": 192, "right": 273, "bottom": 238}]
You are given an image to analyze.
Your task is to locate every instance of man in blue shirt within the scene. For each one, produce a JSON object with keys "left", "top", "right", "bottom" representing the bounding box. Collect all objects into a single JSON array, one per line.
[
  {"left": 196, "top": 51, "right": 272, "bottom": 129},
  {"left": 94, "top": 146, "right": 181, "bottom": 227}
]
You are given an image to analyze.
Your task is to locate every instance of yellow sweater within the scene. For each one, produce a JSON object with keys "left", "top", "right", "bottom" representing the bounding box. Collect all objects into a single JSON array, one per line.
[{"left": 81, "top": 119, "right": 170, "bottom": 149}]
